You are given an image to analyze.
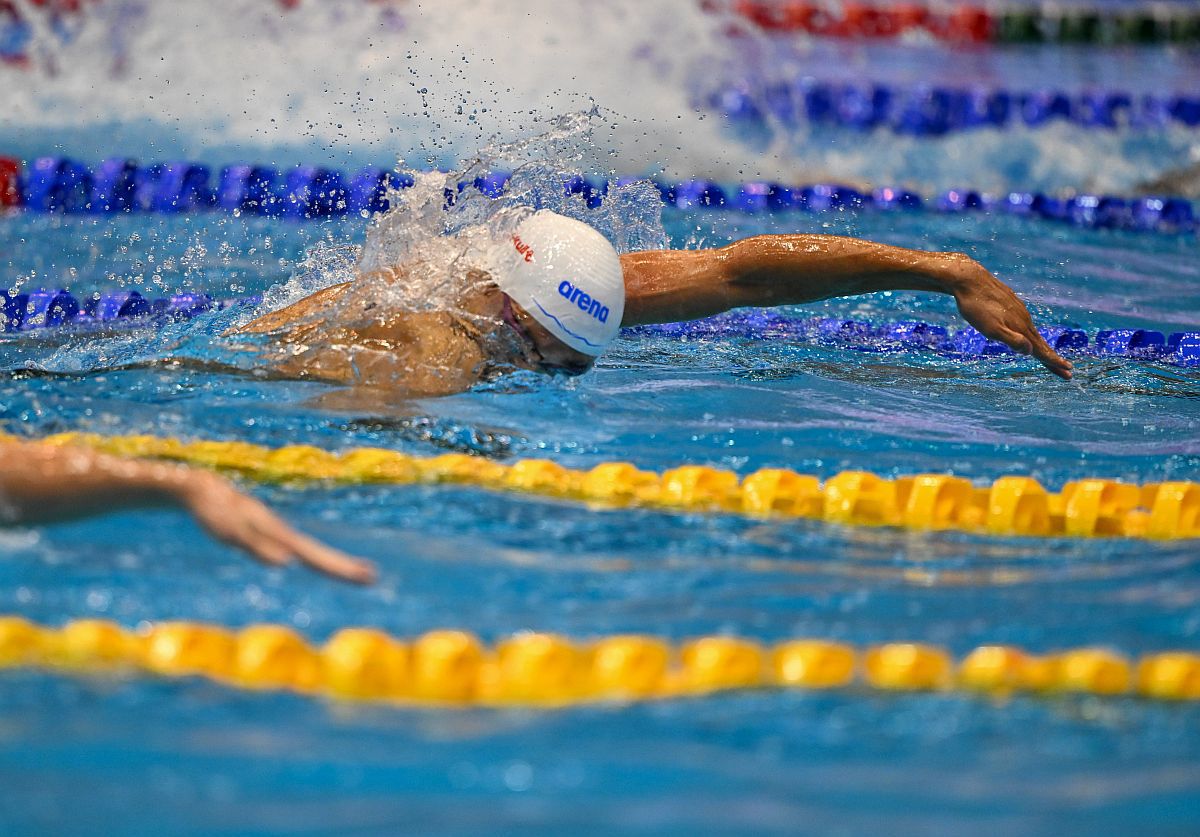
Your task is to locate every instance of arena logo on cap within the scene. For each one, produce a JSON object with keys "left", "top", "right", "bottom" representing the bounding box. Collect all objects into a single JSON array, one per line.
[{"left": 557, "top": 280, "right": 609, "bottom": 323}]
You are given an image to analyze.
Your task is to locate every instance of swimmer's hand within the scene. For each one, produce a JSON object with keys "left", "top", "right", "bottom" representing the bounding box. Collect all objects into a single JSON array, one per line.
[
  {"left": 0, "top": 440, "right": 376, "bottom": 585},
  {"left": 942, "top": 255, "right": 1073, "bottom": 380},
  {"left": 621, "top": 237, "right": 1072, "bottom": 381},
  {"left": 176, "top": 470, "right": 378, "bottom": 585}
]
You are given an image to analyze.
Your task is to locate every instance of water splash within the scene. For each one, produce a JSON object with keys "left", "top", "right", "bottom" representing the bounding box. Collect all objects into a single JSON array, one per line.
[
  {"left": 319, "top": 109, "right": 666, "bottom": 326},
  {"left": 18, "top": 113, "right": 669, "bottom": 390},
  {"left": 356, "top": 110, "right": 666, "bottom": 309},
  {"left": 246, "top": 111, "right": 667, "bottom": 387}
]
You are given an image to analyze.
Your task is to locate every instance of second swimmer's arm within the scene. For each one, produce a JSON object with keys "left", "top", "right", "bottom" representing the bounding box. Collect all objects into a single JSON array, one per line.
[
  {"left": 0, "top": 441, "right": 376, "bottom": 584},
  {"left": 619, "top": 234, "right": 1071, "bottom": 379}
]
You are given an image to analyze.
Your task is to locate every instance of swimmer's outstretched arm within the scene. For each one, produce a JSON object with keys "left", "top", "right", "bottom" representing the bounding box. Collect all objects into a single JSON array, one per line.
[
  {"left": 619, "top": 235, "right": 1072, "bottom": 379},
  {"left": 0, "top": 440, "right": 376, "bottom": 584}
]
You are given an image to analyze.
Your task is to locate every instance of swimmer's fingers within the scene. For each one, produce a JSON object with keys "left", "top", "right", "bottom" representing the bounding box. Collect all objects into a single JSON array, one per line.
[
  {"left": 951, "top": 267, "right": 1072, "bottom": 380},
  {"left": 1026, "top": 329, "right": 1074, "bottom": 380},
  {"left": 180, "top": 471, "right": 377, "bottom": 584},
  {"left": 993, "top": 324, "right": 1033, "bottom": 355},
  {"left": 993, "top": 322, "right": 1073, "bottom": 380},
  {"left": 996, "top": 308, "right": 1075, "bottom": 380},
  {"left": 234, "top": 501, "right": 377, "bottom": 584},
  {"left": 267, "top": 523, "right": 378, "bottom": 585}
]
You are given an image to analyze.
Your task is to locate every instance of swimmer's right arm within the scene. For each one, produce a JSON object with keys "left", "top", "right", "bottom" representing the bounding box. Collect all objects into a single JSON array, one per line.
[
  {"left": 234, "top": 282, "right": 353, "bottom": 335},
  {"left": 235, "top": 267, "right": 411, "bottom": 336},
  {"left": 0, "top": 440, "right": 377, "bottom": 584}
]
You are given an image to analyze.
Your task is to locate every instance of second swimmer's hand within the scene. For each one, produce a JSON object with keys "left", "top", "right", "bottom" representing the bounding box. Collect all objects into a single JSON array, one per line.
[
  {"left": 176, "top": 471, "right": 378, "bottom": 584},
  {"left": 943, "top": 255, "right": 1073, "bottom": 380}
]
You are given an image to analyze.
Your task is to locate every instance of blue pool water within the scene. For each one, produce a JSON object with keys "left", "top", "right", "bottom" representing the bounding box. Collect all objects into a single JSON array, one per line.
[
  {"left": 1, "top": 195, "right": 1198, "bottom": 833},
  {"left": 3, "top": 1, "right": 1200, "bottom": 830}
]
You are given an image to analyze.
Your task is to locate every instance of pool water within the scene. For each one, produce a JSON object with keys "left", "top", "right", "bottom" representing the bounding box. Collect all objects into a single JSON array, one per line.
[
  {"left": 1, "top": 195, "right": 1198, "bottom": 833},
  {"left": 3, "top": 0, "right": 1200, "bottom": 829}
]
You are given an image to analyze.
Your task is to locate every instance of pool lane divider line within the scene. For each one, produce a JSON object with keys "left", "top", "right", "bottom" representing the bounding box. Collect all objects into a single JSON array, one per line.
[
  {"left": 629, "top": 313, "right": 1200, "bottom": 366},
  {"left": 2, "top": 616, "right": 1197, "bottom": 706},
  {"left": 4, "top": 289, "right": 1199, "bottom": 366},
  {"left": 17, "top": 432, "right": 1200, "bottom": 541},
  {"left": 704, "top": 76, "right": 1200, "bottom": 138},
  {"left": 2, "top": 155, "right": 1196, "bottom": 236}
]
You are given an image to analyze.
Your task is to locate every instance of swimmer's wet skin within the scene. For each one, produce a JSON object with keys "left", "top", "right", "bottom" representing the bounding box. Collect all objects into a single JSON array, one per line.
[
  {"left": 237, "top": 210, "right": 1072, "bottom": 394},
  {"left": 0, "top": 439, "right": 376, "bottom": 584}
]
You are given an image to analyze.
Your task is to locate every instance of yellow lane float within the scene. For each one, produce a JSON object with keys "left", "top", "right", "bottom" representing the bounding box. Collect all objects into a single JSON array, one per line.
[
  {"left": 3, "top": 616, "right": 1198, "bottom": 706},
  {"left": 17, "top": 432, "right": 1199, "bottom": 542}
]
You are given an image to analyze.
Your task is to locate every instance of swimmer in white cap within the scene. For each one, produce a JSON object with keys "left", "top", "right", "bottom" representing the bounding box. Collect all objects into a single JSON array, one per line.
[{"left": 238, "top": 211, "right": 1072, "bottom": 395}]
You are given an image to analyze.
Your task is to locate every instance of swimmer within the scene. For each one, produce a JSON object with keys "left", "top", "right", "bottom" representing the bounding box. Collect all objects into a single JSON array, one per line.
[
  {"left": 0, "top": 438, "right": 376, "bottom": 584},
  {"left": 237, "top": 211, "right": 1073, "bottom": 395}
]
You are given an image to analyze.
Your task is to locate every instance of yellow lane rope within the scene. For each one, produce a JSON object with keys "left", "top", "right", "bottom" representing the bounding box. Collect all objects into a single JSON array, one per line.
[
  {"left": 2, "top": 616, "right": 1197, "bottom": 706},
  {"left": 17, "top": 431, "right": 1200, "bottom": 541}
]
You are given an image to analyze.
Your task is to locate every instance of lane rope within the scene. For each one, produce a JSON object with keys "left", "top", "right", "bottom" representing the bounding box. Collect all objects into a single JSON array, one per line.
[
  {"left": 12, "top": 432, "right": 1200, "bottom": 541},
  {"left": 4, "top": 2, "right": 1198, "bottom": 66},
  {"left": 628, "top": 313, "right": 1200, "bottom": 367},
  {"left": 2, "top": 615, "right": 1197, "bottom": 706},
  {"left": 703, "top": 77, "right": 1200, "bottom": 138},
  {"left": 2, "top": 155, "right": 1196, "bottom": 236},
  {"left": 4, "top": 289, "right": 1197, "bottom": 367}
]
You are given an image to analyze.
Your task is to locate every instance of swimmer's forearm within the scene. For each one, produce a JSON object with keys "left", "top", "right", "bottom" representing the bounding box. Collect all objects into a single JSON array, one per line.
[
  {"left": 723, "top": 234, "right": 968, "bottom": 302},
  {"left": 0, "top": 441, "right": 378, "bottom": 582},
  {"left": 621, "top": 234, "right": 1071, "bottom": 380},
  {"left": 620, "top": 235, "right": 967, "bottom": 325},
  {"left": 234, "top": 282, "right": 352, "bottom": 335},
  {"left": 0, "top": 442, "right": 189, "bottom": 524},
  {"left": 719, "top": 235, "right": 1071, "bottom": 377}
]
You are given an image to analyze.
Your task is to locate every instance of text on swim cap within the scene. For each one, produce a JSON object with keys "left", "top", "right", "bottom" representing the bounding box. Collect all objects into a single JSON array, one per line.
[
  {"left": 511, "top": 234, "right": 534, "bottom": 263},
  {"left": 558, "top": 280, "right": 609, "bottom": 323}
]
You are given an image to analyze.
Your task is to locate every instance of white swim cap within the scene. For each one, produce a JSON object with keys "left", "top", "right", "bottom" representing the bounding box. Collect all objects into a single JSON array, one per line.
[{"left": 489, "top": 210, "right": 625, "bottom": 357}]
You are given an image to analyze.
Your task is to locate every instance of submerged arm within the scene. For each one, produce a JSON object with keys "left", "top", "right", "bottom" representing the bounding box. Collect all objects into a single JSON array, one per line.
[
  {"left": 620, "top": 235, "right": 1071, "bottom": 379},
  {"left": 0, "top": 441, "right": 376, "bottom": 584}
]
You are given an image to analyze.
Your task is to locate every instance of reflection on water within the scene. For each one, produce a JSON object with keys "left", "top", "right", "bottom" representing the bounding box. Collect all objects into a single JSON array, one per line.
[{"left": 0, "top": 162, "right": 1198, "bottom": 832}]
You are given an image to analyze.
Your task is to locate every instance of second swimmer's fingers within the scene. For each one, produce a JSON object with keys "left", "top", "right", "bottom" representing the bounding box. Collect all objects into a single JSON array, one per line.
[
  {"left": 242, "top": 529, "right": 294, "bottom": 567},
  {"left": 239, "top": 503, "right": 377, "bottom": 584},
  {"left": 280, "top": 528, "right": 378, "bottom": 584}
]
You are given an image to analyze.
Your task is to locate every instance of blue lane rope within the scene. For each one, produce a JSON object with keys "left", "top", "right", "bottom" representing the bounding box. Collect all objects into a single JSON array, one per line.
[
  {"left": 3, "top": 155, "right": 1197, "bottom": 236},
  {"left": 0, "top": 290, "right": 255, "bottom": 331},
  {"left": 627, "top": 311, "right": 1200, "bottom": 367},
  {"left": 704, "top": 79, "right": 1200, "bottom": 137},
  {"left": 5, "top": 289, "right": 1197, "bottom": 366}
]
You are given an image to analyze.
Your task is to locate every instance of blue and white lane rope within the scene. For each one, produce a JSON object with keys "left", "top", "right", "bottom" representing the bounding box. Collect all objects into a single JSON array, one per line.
[
  {"left": 704, "top": 79, "right": 1200, "bottom": 137},
  {"left": 627, "top": 311, "right": 1200, "bottom": 367},
  {"left": 2, "top": 156, "right": 1197, "bottom": 236},
  {"left": 5, "top": 289, "right": 1197, "bottom": 366}
]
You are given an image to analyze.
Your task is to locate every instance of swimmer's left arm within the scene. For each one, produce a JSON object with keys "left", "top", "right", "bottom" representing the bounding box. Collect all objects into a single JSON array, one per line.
[{"left": 619, "top": 235, "right": 1072, "bottom": 379}]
